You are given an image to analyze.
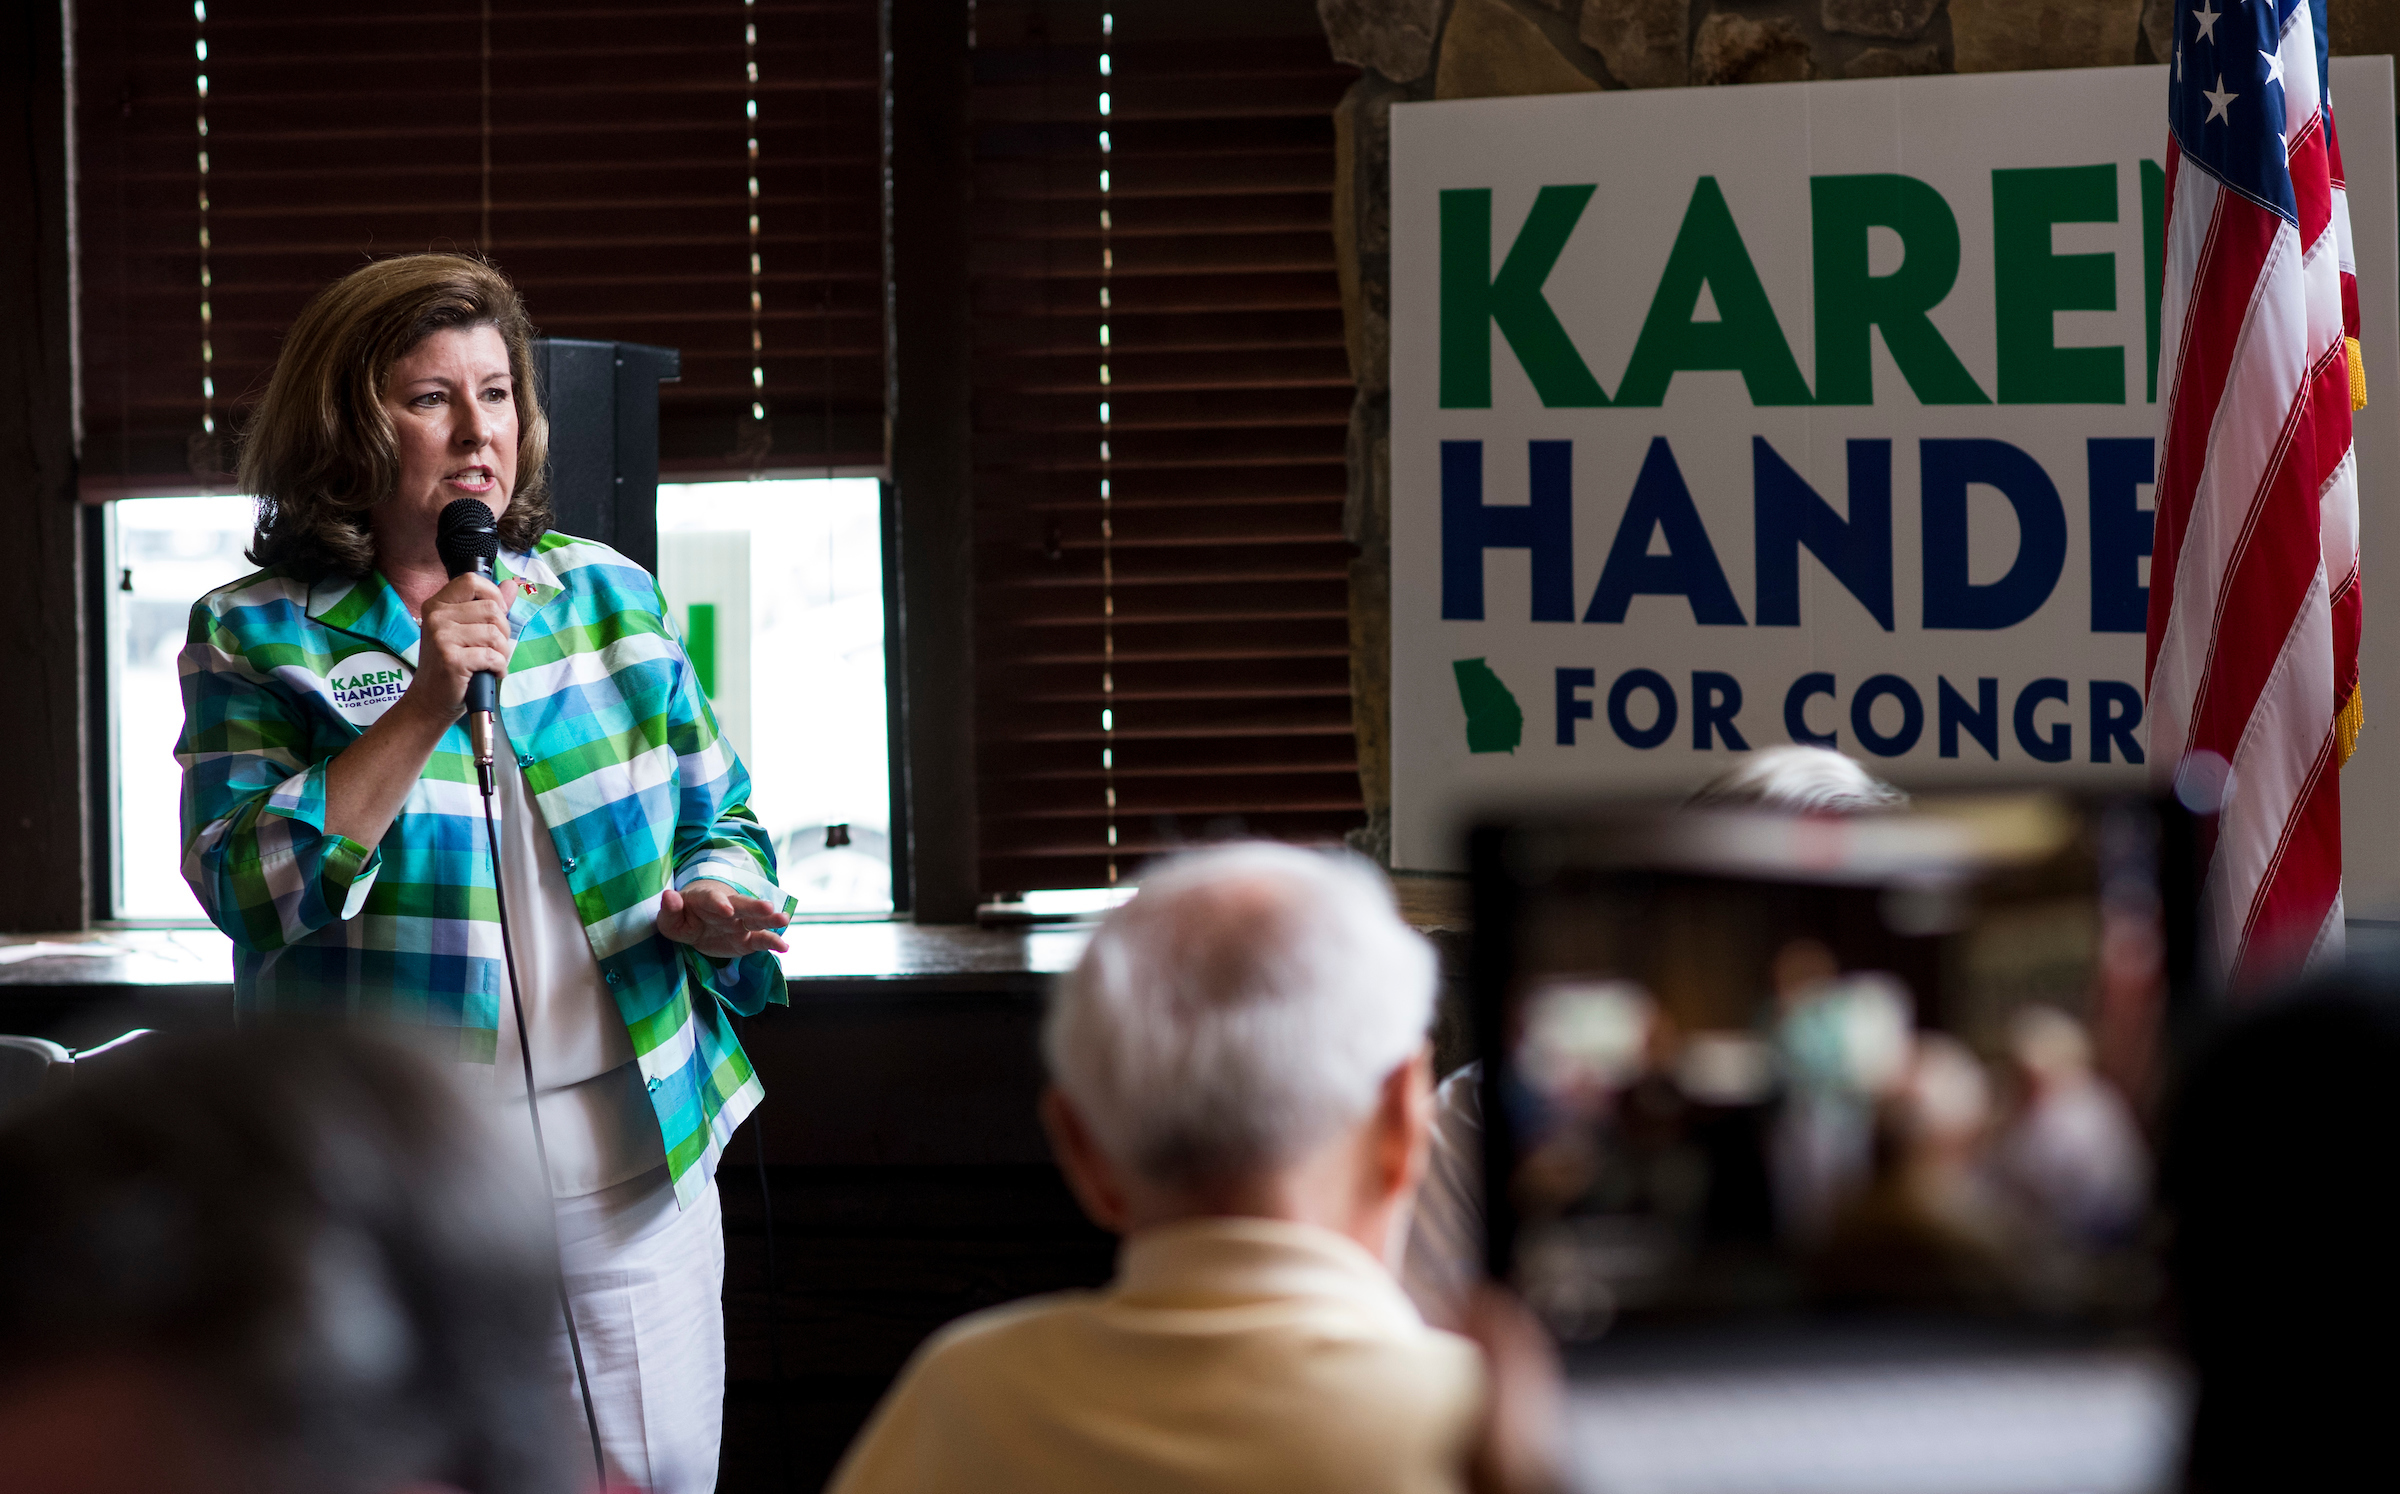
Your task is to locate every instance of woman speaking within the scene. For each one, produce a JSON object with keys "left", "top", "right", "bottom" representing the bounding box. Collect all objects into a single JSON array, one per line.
[{"left": 177, "top": 254, "right": 788, "bottom": 1494}]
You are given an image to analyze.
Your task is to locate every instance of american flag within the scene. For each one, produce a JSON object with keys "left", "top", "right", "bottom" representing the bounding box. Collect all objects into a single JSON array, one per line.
[{"left": 2148, "top": 0, "right": 2364, "bottom": 987}]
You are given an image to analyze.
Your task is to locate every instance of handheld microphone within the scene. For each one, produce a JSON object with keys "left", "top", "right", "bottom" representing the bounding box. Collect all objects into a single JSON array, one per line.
[{"left": 433, "top": 498, "right": 503, "bottom": 797}]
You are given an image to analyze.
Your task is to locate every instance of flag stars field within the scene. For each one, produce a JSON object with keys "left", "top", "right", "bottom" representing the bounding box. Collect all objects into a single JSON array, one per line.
[{"left": 2205, "top": 76, "right": 2238, "bottom": 123}]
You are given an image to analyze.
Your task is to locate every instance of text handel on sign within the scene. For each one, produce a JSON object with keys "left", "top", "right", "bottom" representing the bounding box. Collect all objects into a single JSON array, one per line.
[{"left": 1388, "top": 63, "right": 2391, "bottom": 870}]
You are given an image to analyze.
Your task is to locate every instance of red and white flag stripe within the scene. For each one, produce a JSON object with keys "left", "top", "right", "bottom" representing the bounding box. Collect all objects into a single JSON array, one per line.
[{"left": 2147, "top": 0, "right": 2359, "bottom": 987}]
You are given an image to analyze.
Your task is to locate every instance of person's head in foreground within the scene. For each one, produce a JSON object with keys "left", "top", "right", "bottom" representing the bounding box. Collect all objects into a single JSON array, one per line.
[
  {"left": 827, "top": 843, "right": 1557, "bottom": 1494},
  {"left": 1040, "top": 841, "right": 1441, "bottom": 1256},
  {"left": 0, "top": 1029, "right": 576, "bottom": 1494},
  {"left": 2165, "top": 970, "right": 2400, "bottom": 1491},
  {"left": 1687, "top": 744, "right": 1909, "bottom": 815}
]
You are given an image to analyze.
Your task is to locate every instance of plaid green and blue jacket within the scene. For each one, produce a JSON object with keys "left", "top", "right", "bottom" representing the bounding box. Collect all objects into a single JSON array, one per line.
[{"left": 177, "top": 531, "right": 791, "bottom": 1208}]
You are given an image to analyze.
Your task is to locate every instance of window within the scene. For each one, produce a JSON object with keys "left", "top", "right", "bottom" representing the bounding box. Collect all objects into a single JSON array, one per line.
[
  {"left": 105, "top": 480, "right": 892, "bottom": 921},
  {"left": 106, "top": 496, "right": 258, "bottom": 920},
  {"left": 658, "top": 480, "right": 894, "bottom": 914},
  {"left": 73, "top": 0, "right": 885, "bottom": 496},
  {"left": 967, "top": 3, "right": 1364, "bottom": 896}
]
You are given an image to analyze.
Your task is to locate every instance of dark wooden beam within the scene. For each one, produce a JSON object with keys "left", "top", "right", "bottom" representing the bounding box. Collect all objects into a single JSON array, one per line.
[
  {"left": 884, "top": 0, "right": 980, "bottom": 922},
  {"left": 0, "top": 0, "right": 90, "bottom": 932}
]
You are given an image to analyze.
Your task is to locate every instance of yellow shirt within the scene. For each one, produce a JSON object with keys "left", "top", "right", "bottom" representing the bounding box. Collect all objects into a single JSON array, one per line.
[{"left": 826, "top": 1215, "right": 1487, "bottom": 1494}]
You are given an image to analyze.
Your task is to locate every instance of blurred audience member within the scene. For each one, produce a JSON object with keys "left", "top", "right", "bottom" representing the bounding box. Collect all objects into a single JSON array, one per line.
[
  {"left": 2166, "top": 975, "right": 2400, "bottom": 1492},
  {"left": 1817, "top": 1034, "right": 2024, "bottom": 1309},
  {"left": 829, "top": 844, "right": 1549, "bottom": 1494},
  {"left": 1687, "top": 745, "right": 1909, "bottom": 815},
  {"left": 1404, "top": 750, "right": 1907, "bottom": 1314},
  {"left": 0, "top": 1029, "right": 577, "bottom": 1494},
  {"left": 1769, "top": 947, "right": 1914, "bottom": 1246},
  {"left": 1402, "top": 1061, "right": 1486, "bottom": 1325},
  {"left": 1992, "top": 1005, "right": 2148, "bottom": 1248}
]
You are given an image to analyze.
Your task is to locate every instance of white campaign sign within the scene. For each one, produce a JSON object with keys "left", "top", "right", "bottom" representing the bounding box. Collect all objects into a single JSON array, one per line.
[{"left": 1391, "top": 62, "right": 2400, "bottom": 902}]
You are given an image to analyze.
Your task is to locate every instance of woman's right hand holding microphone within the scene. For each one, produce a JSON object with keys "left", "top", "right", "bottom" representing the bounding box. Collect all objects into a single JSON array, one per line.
[{"left": 404, "top": 572, "right": 517, "bottom": 722}]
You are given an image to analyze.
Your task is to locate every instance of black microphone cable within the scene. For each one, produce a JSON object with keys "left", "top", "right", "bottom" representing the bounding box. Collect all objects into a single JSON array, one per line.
[
  {"left": 438, "top": 498, "right": 607, "bottom": 1486},
  {"left": 482, "top": 787, "right": 608, "bottom": 1487}
]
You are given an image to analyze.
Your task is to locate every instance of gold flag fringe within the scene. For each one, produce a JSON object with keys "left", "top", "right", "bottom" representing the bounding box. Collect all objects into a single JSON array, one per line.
[{"left": 2340, "top": 338, "right": 2366, "bottom": 768}]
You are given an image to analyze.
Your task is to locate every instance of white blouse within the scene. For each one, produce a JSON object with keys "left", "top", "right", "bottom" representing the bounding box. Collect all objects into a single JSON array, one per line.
[{"left": 487, "top": 721, "right": 666, "bottom": 1198}]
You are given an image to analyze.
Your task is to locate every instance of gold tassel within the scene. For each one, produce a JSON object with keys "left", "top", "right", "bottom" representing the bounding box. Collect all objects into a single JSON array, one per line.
[{"left": 2340, "top": 338, "right": 2367, "bottom": 767}]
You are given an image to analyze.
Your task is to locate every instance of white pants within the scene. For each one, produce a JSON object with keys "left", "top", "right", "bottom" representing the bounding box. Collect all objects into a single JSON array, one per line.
[{"left": 551, "top": 1166, "right": 726, "bottom": 1494}]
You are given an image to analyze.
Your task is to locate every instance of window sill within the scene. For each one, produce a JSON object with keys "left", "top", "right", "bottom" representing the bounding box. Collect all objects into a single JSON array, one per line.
[{"left": 0, "top": 921, "right": 1086, "bottom": 994}]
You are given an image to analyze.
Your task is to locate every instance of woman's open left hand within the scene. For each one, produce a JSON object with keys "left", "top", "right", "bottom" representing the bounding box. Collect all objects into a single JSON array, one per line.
[{"left": 657, "top": 880, "right": 792, "bottom": 959}]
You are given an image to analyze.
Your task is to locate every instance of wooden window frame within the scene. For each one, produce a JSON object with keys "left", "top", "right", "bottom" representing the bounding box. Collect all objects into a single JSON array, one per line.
[{"left": 1, "top": 0, "right": 90, "bottom": 934}]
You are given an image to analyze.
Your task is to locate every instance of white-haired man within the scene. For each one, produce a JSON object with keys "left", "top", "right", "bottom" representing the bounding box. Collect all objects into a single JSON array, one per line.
[{"left": 825, "top": 843, "right": 1496, "bottom": 1494}]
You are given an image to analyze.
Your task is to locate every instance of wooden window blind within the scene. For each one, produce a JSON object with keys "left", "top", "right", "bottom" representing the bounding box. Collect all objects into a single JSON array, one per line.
[
  {"left": 73, "top": 0, "right": 882, "bottom": 497},
  {"left": 968, "top": 2, "right": 1363, "bottom": 895}
]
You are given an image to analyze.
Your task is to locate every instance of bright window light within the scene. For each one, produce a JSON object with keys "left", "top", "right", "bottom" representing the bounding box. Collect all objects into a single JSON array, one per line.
[
  {"left": 658, "top": 478, "right": 892, "bottom": 914},
  {"left": 108, "top": 481, "right": 895, "bottom": 920},
  {"left": 1020, "top": 887, "right": 1135, "bottom": 918},
  {"left": 108, "top": 495, "right": 258, "bottom": 919}
]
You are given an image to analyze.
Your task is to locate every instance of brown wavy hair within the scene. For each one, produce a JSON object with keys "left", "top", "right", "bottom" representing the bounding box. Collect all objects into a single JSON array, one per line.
[{"left": 239, "top": 255, "right": 552, "bottom": 580}]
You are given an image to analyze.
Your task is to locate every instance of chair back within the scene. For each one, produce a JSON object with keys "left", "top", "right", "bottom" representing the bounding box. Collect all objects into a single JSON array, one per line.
[{"left": 0, "top": 1035, "right": 72, "bottom": 1118}]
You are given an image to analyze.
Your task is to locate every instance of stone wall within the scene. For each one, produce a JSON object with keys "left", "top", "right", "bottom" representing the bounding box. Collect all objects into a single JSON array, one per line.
[{"left": 1321, "top": 0, "right": 2394, "bottom": 862}]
